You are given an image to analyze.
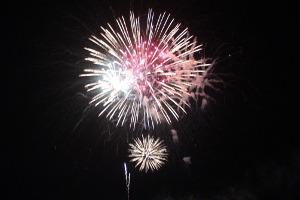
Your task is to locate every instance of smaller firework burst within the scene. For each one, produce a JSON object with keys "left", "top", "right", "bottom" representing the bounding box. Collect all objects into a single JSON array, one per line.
[{"left": 128, "top": 135, "right": 168, "bottom": 172}]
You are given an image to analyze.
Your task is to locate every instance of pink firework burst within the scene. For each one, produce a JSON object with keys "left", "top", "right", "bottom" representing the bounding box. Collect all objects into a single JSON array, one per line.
[{"left": 80, "top": 9, "right": 211, "bottom": 129}]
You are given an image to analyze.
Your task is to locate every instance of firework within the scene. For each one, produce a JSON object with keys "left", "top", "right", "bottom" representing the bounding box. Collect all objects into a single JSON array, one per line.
[
  {"left": 128, "top": 135, "right": 168, "bottom": 172},
  {"left": 80, "top": 9, "right": 211, "bottom": 129},
  {"left": 124, "top": 163, "right": 130, "bottom": 200}
]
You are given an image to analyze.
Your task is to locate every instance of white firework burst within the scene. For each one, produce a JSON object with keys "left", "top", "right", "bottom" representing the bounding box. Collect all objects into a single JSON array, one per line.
[
  {"left": 128, "top": 135, "right": 168, "bottom": 173},
  {"left": 80, "top": 9, "right": 211, "bottom": 129}
]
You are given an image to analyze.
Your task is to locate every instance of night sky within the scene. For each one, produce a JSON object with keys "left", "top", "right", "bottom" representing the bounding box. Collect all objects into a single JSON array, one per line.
[{"left": 2, "top": 0, "right": 299, "bottom": 199}]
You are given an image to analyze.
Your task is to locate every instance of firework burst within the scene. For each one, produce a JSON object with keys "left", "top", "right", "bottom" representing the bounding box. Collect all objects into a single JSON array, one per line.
[
  {"left": 80, "top": 9, "right": 211, "bottom": 129},
  {"left": 128, "top": 135, "right": 168, "bottom": 173}
]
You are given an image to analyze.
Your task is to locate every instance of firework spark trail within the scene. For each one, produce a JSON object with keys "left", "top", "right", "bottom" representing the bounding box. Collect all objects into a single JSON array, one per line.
[
  {"left": 80, "top": 9, "right": 211, "bottom": 129},
  {"left": 128, "top": 135, "right": 168, "bottom": 173},
  {"left": 124, "top": 163, "right": 130, "bottom": 200}
]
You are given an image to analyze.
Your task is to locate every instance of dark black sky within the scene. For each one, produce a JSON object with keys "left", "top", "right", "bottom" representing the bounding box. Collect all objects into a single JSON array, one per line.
[{"left": 2, "top": 0, "right": 299, "bottom": 199}]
